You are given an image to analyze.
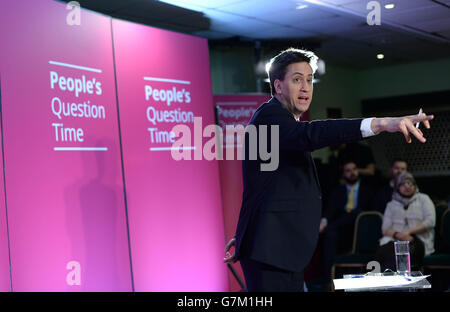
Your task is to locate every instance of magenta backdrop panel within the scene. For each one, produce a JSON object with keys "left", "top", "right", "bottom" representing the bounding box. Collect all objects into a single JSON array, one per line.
[
  {"left": 214, "top": 94, "right": 269, "bottom": 291},
  {"left": 112, "top": 18, "right": 228, "bottom": 291},
  {"left": 0, "top": 130, "right": 10, "bottom": 291},
  {"left": 0, "top": 0, "right": 131, "bottom": 291}
]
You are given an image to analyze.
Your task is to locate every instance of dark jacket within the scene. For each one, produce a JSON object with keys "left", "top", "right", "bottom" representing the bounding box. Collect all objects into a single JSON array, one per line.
[
  {"left": 372, "top": 183, "right": 394, "bottom": 214},
  {"left": 234, "top": 97, "right": 364, "bottom": 272},
  {"left": 323, "top": 183, "right": 374, "bottom": 224}
]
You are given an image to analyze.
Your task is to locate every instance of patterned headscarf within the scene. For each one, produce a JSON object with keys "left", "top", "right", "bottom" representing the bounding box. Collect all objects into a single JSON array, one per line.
[{"left": 392, "top": 171, "right": 419, "bottom": 207}]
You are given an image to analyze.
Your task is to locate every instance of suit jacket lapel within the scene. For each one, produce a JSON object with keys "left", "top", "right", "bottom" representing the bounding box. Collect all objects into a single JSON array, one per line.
[{"left": 308, "top": 152, "right": 322, "bottom": 194}]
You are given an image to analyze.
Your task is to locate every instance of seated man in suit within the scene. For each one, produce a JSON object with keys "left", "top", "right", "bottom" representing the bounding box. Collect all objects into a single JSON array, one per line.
[
  {"left": 372, "top": 158, "right": 408, "bottom": 214},
  {"left": 329, "top": 142, "right": 376, "bottom": 187},
  {"left": 319, "top": 160, "right": 374, "bottom": 287}
]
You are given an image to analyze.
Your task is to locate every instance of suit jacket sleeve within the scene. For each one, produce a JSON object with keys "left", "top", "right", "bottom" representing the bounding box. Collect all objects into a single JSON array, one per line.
[
  {"left": 358, "top": 186, "right": 375, "bottom": 212},
  {"left": 323, "top": 187, "right": 341, "bottom": 222},
  {"left": 256, "top": 105, "right": 364, "bottom": 152}
]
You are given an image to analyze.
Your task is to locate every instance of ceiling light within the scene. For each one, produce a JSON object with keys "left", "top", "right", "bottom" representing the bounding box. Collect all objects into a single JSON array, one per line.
[
  {"left": 385, "top": 3, "right": 395, "bottom": 9},
  {"left": 265, "top": 62, "right": 272, "bottom": 74},
  {"left": 317, "top": 59, "right": 326, "bottom": 75},
  {"left": 296, "top": 4, "right": 308, "bottom": 10},
  {"left": 377, "top": 54, "right": 384, "bottom": 60},
  {"left": 303, "top": 0, "right": 322, "bottom": 4}
]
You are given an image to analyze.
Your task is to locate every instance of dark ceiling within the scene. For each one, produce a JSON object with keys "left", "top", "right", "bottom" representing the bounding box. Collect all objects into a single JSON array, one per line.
[{"left": 57, "top": 0, "right": 450, "bottom": 69}]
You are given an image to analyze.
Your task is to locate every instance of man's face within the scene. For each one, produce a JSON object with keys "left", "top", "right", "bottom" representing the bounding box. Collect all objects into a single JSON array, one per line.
[
  {"left": 275, "top": 62, "right": 313, "bottom": 118},
  {"left": 343, "top": 162, "right": 359, "bottom": 185},
  {"left": 390, "top": 161, "right": 407, "bottom": 180}
]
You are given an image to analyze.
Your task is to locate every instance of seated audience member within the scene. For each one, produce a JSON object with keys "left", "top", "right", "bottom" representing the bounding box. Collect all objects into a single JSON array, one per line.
[
  {"left": 374, "top": 172, "right": 436, "bottom": 272},
  {"left": 328, "top": 142, "right": 377, "bottom": 189},
  {"left": 373, "top": 158, "right": 408, "bottom": 214},
  {"left": 319, "top": 160, "right": 374, "bottom": 286}
]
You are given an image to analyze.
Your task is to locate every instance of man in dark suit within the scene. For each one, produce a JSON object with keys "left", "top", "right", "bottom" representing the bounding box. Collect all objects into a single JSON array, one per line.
[
  {"left": 319, "top": 160, "right": 374, "bottom": 287},
  {"left": 223, "top": 48, "right": 433, "bottom": 292}
]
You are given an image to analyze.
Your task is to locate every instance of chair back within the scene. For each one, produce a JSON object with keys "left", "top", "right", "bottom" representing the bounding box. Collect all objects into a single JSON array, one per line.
[
  {"left": 435, "top": 204, "right": 447, "bottom": 227},
  {"left": 352, "top": 211, "right": 384, "bottom": 254},
  {"left": 434, "top": 203, "right": 448, "bottom": 252},
  {"left": 440, "top": 208, "right": 450, "bottom": 253}
]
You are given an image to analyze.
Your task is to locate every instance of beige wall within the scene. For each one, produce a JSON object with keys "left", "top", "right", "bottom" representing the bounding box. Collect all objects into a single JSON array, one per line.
[{"left": 357, "top": 57, "right": 450, "bottom": 100}]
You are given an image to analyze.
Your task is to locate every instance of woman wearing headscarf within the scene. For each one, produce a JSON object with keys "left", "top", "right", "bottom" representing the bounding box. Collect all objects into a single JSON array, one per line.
[{"left": 374, "top": 172, "right": 436, "bottom": 272}]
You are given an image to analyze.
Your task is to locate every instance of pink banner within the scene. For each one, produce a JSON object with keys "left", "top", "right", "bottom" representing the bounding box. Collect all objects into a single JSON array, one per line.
[
  {"left": 0, "top": 122, "right": 10, "bottom": 291},
  {"left": 215, "top": 94, "right": 311, "bottom": 291},
  {"left": 0, "top": 0, "right": 132, "bottom": 291},
  {"left": 112, "top": 19, "right": 227, "bottom": 291},
  {"left": 214, "top": 94, "right": 269, "bottom": 291}
]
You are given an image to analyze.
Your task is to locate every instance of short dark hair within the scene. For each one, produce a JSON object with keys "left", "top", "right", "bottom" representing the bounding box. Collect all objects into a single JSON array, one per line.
[
  {"left": 267, "top": 48, "right": 318, "bottom": 96},
  {"left": 391, "top": 158, "right": 408, "bottom": 167},
  {"left": 339, "top": 159, "right": 357, "bottom": 175}
]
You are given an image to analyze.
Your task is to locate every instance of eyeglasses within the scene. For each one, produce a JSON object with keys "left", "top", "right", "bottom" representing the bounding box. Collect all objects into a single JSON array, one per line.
[{"left": 399, "top": 181, "right": 414, "bottom": 187}]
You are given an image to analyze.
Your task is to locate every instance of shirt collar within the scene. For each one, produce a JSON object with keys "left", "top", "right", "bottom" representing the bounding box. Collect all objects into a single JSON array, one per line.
[
  {"left": 272, "top": 97, "right": 299, "bottom": 121},
  {"left": 346, "top": 181, "right": 360, "bottom": 191}
]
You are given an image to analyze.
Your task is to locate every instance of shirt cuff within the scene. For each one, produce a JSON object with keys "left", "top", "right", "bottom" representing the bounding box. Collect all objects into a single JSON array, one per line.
[{"left": 360, "top": 117, "right": 376, "bottom": 138}]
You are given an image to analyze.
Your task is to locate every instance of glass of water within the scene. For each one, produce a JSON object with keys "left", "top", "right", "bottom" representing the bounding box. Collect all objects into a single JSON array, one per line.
[{"left": 394, "top": 241, "right": 411, "bottom": 275}]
